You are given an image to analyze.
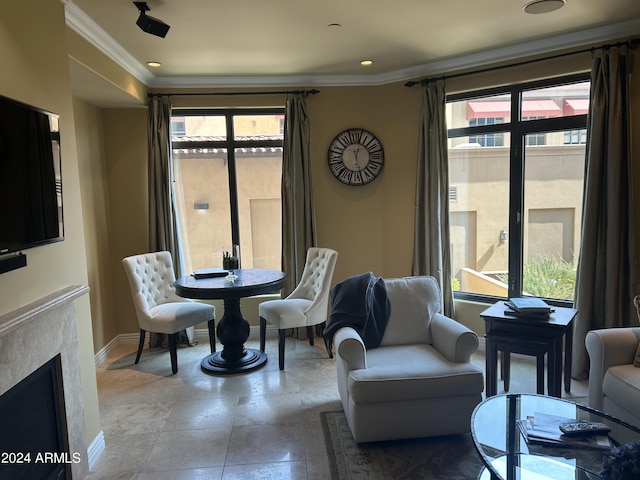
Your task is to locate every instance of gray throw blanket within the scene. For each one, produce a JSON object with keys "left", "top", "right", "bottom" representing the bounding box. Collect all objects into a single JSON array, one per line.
[{"left": 323, "top": 272, "right": 390, "bottom": 356}]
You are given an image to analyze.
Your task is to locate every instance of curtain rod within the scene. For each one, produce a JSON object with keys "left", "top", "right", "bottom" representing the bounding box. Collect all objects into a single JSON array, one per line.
[
  {"left": 404, "top": 37, "right": 640, "bottom": 87},
  {"left": 148, "top": 89, "right": 320, "bottom": 98}
]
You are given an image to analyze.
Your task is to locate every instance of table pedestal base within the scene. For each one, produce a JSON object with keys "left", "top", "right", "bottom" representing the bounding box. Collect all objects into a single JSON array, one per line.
[{"left": 201, "top": 348, "right": 267, "bottom": 374}]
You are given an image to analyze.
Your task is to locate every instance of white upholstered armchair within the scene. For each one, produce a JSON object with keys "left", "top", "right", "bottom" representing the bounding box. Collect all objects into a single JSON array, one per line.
[
  {"left": 586, "top": 327, "right": 640, "bottom": 427},
  {"left": 122, "top": 251, "right": 216, "bottom": 374},
  {"left": 333, "top": 276, "right": 484, "bottom": 443},
  {"left": 259, "top": 247, "right": 338, "bottom": 370}
]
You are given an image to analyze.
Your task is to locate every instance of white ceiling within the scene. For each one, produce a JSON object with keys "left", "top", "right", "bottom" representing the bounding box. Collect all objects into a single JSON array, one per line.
[{"left": 64, "top": 0, "right": 640, "bottom": 107}]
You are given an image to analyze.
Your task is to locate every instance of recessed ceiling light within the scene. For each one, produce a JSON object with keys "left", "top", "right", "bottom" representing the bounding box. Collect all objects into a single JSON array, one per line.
[
  {"left": 523, "top": 0, "right": 565, "bottom": 14},
  {"left": 147, "top": 61, "right": 162, "bottom": 67},
  {"left": 328, "top": 23, "right": 341, "bottom": 28},
  {"left": 360, "top": 60, "right": 373, "bottom": 66}
]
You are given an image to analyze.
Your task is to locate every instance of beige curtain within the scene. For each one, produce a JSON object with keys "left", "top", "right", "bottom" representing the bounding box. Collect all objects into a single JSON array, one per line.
[
  {"left": 572, "top": 47, "right": 638, "bottom": 379},
  {"left": 412, "top": 81, "right": 455, "bottom": 317},
  {"left": 147, "top": 95, "right": 194, "bottom": 346},
  {"left": 281, "top": 95, "right": 316, "bottom": 296}
]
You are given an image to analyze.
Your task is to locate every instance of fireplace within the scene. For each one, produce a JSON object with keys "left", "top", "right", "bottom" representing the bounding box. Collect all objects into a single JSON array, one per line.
[
  {"left": 0, "top": 355, "right": 70, "bottom": 480},
  {"left": 0, "top": 286, "right": 89, "bottom": 480}
]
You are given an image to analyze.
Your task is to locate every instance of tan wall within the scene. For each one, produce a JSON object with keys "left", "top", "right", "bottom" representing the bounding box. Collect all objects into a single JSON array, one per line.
[
  {"left": 0, "top": 0, "right": 100, "bottom": 450},
  {"left": 74, "top": 98, "right": 118, "bottom": 349},
  {"left": 309, "top": 84, "right": 422, "bottom": 283},
  {"left": 100, "top": 108, "right": 150, "bottom": 336}
]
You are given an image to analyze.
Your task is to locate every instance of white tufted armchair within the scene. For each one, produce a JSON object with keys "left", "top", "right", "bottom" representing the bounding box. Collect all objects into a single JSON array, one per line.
[
  {"left": 259, "top": 247, "right": 338, "bottom": 370},
  {"left": 122, "top": 251, "right": 216, "bottom": 374}
]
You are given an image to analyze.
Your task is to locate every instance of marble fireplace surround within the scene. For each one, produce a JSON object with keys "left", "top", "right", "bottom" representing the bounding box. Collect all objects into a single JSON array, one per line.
[{"left": 0, "top": 285, "right": 90, "bottom": 479}]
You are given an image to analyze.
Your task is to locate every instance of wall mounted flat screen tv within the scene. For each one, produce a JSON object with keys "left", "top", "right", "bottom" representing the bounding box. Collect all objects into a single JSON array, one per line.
[{"left": 0, "top": 95, "right": 63, "bottom": 255}]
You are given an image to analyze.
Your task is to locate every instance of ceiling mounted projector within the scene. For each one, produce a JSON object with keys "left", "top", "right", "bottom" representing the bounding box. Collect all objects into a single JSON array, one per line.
[{"left": 134, "top": 2, "right": 170, "bottom": 38}]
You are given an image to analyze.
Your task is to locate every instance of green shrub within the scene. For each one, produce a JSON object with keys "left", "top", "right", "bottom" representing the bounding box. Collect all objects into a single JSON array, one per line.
[{"left": 497, "top": 256, "right": 576, "bottom": 300}]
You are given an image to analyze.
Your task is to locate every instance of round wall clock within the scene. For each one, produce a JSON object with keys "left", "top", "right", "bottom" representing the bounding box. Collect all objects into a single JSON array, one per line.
[{"left": 327, "top": 128, "right": 384, "bottom": 186}]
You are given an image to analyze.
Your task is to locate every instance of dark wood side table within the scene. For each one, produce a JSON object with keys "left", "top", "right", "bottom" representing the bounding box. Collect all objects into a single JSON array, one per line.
[
  {"left": 480, "top": 302, "right": 577, "bottom": 398},
  {"left": 174, "top": 268, "right": 286, "bottom": 375}
]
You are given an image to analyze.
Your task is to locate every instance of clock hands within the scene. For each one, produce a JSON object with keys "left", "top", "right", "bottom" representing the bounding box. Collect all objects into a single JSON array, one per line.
[{"left": 352, "top": 146, "right": 361, "bottom": 170}]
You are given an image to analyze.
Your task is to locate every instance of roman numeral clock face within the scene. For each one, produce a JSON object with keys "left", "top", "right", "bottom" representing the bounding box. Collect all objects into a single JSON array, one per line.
[{"left": 328, "top": 128, "right": 384, "bottom": 186}]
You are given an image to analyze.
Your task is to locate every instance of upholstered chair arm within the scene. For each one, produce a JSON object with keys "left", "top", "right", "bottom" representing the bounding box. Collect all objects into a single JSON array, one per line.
[
  {"left": 133, "top": 292, "right": 151, "bottom": 317},
  {"left": 334, "top": 326, "right": 367, "bottom": 370},
  {"left": 430, "top": 313, "right": 479, "bottom": 364},
  {"left": 586, "top": 327, "right": 640, "bottom": 411}
]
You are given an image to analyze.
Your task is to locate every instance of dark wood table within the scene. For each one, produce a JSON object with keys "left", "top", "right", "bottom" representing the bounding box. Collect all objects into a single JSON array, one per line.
[
  {"left": 174, "top": 268, "right": 286, "bottom": 375},
  {"left": 480, "top": 302, "right": 577, "bottom": 398}
]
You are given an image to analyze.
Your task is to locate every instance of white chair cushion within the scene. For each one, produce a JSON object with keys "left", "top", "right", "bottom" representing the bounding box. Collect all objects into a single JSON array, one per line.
[
  {"left": 380, "top": 276, "right": 441, "bottom": 346},
  {"left": 603, "top": 364, "right": 640, "bottom": 419},
  {"left": 348, "top": 344, "right": 483, "bottom": 403},
  {"left": 146, "top": 302, "right": 215, "bottom": 334},
  {"left": 259, "top": 298, "right": 313, "bottom": 329}
]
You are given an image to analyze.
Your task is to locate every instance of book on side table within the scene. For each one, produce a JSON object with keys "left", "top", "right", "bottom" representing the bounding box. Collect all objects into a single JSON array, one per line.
[{"left": 505, "top": 297, "right": 553, "bottom": 318}]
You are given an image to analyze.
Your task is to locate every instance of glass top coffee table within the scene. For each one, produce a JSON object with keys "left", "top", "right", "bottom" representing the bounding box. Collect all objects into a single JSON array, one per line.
[{"left": 471, "top": 393, "right": 640, "bottom": 480}]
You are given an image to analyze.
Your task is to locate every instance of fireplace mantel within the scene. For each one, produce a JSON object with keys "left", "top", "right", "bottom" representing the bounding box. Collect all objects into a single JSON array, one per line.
[{"left": 0, "top": 285, "right": 90, "bottom": 479}]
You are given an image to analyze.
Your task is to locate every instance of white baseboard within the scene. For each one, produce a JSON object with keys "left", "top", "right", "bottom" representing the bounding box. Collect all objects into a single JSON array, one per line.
[
  {"left": 93, "top": 336, "right": 122, "bottom": 366},
  {"left": 87, "top": 430, "right": 105, "bottom": 470}
]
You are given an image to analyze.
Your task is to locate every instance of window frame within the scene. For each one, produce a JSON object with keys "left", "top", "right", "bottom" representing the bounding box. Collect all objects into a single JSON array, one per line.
[
  {"left": 171, "top": 107, "right": 285, "bottom": 249},
  {"left": 447, "top": 72, "right": 590, "bottom": 307}
]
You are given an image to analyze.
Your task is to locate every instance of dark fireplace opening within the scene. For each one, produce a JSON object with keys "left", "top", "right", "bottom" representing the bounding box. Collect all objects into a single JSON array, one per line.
[{"left": 0, "top": 355, "right": 70, "bottom": 480}]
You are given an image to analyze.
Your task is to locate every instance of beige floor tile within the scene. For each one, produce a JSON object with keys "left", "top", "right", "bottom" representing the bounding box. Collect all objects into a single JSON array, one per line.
[
  {"left": 234, "top": 393, "right": 304, "bottom": 426},
  {"left": 85, "top": 432, "right": 156, "bottom": 480},
  {"left": 137, "top": 466, "right": 224, "bottom": 480},
  {"left": 100, "top": 402, "right": 175, "bottom": 435},
  {"left": 221, "top": 461, "right": 307, "bottom": 480},
  {"left": 163, "top": 398, "right": 238, "bottom": 431},
  {"left": 225, "top": 424, "right": 305, "bottom": 465},
  {"left": 146, "top": 427, "right": 232, "bottom": 471}
]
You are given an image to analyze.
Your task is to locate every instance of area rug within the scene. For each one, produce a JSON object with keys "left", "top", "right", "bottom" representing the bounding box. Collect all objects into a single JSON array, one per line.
[{"left": 321, "top": 410, "right": 485, "bottom": 480}]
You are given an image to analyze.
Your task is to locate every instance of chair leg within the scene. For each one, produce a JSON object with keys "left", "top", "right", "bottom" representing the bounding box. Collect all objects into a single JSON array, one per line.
[
  {"left": 135, "top": 329, "right": 146, "bottom": 364},
  {"left": 324, "top": 337, "right": 333, "bottom": 358},
  {"left": 278, "top": 329, "right": 286, "bottom": 370},
  {"left": 306, "top": 326, "right": 315, "bottom": 346},
  {"left": 169, "top": 333, "right": 178, "bottom": 374},
  {"left": 259, "top": 317, "right": 267, "bottom": 352},
  {"left": 207, "top": 318, "right": 216, "bottom": 353}
]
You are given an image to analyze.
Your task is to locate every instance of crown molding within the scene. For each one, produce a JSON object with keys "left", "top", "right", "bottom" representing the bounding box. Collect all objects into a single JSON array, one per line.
[
  {"left": 376, "top": 18, "right": 640, "bottom": 86},
  {"left": 63, "top": 0, "right": 640, "bottom": 89},
  {"left": 62, "top": 0, "right": 154, "bottom": 85}
]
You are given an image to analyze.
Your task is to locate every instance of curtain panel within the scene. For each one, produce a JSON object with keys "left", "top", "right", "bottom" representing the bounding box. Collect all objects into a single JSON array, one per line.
[
  {"left": 573, "top": 47, "right": 639, "bottom": 379},
  {"left": 281, "top": 95, "right": 316, "bottom": 296},
  {"left": 412, "top": 81, "right": 455, "bottom": 317},
  {"left": 147, "top": 96, "right": 194, "bottom": 346}
]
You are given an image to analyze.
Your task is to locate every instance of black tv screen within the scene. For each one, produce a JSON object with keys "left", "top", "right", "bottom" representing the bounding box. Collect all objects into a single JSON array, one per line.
[{"left": 0, "top": 95, "right": 63, "bottom": 255}]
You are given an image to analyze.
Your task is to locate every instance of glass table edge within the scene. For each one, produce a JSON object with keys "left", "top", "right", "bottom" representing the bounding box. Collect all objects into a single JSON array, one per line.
[{"left": 470, "top": 393, "right": 640, "bottom": 480}]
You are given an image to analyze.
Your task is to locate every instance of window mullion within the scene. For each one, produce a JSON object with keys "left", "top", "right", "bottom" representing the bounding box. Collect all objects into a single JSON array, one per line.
[
  {"left": 226, "top": 113, "right": 241, "bottom": 245},
  {"left": 509, "top": 90, "right": 524, "bottom": 298}
]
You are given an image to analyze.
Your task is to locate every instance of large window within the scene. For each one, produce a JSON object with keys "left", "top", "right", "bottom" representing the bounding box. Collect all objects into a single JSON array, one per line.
[
  {"left": 171, "top": 109, "right": 284, "bottom": 274},
  {"left": 446, "top": 74, "right": 590, "bottom": 302}
]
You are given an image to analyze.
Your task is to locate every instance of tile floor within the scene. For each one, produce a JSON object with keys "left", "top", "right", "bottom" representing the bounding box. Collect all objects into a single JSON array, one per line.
[{"left": 86, "top": 330, "right": 589, "bottom": 480}]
